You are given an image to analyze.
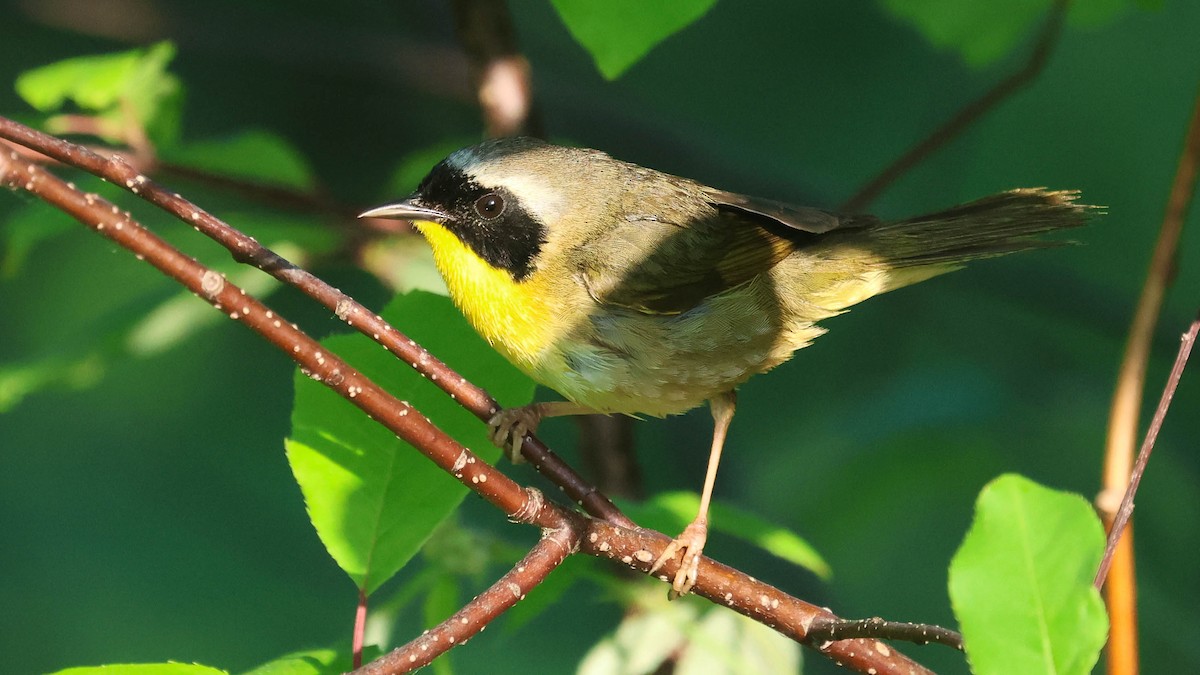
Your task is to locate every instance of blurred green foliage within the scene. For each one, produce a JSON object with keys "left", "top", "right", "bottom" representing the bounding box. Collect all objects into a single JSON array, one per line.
[{"left": 2, "top": 1, "right": 1198, "bottom": 674}]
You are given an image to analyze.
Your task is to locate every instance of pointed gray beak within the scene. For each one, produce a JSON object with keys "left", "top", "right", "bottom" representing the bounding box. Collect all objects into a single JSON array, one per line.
[{"left": 358, "top": 199, "right": 451, "bottom": 223}]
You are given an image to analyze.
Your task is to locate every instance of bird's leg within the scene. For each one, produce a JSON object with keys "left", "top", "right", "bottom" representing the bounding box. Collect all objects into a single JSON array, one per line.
[
  {"left": 488, "top": 401, "right": 597, "bottom": 463},
  {"left": 650, "top": 391, "right": 736, "bottom": 597}
]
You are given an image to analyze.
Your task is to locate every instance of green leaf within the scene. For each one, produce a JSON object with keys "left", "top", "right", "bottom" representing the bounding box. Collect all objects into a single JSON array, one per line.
[
  {"left": 52, "top": 665, "right": 225, "bottom": 675},
  {"left": 15, "top": 41, "right": 182, "bottom": 146},
  {"left": 286, "top": 290, "right": 536, "bottom": 594},
  {"left": 878, "top": 0, "right": 1130, "bottom": 67},
  {"left": 1, "top": 202, "right": 77, "bottom": 277},
  {"left": 161, "top": 132, "right": 315, "bottom": 191},
  {"left": 948, "top": 474, "right": 1107, "bottom": 675},
  {"left": 549, "top": 0, "right": 718, "bottom": 79},
  {"left": 0, "top": 353, "right": 105, "bottom": 413},
  {"left": 621, "top": 491, "right": 831, "bottom": 580}
]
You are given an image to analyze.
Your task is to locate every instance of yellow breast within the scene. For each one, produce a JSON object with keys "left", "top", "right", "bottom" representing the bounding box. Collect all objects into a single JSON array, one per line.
[{"left": 415, "top": 220, "right": 568, "bottom": 373}]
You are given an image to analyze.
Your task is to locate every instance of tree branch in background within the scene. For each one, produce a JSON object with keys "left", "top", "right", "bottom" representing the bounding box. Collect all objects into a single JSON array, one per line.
[
  {"left": 451, "top": 0, "right": 645, "bottom": 504},
  {"left": 840, "top": 0, "right": 1070, "bottom": 213},
  {"left": 452, "top": 0, "right": 542, "bottom": 138},
  {"left": 0, "top": 117, "right": 937, "bottom": 675},
  {"left": 1097, "top": 84, "right": 1200, "bottom": 675}
]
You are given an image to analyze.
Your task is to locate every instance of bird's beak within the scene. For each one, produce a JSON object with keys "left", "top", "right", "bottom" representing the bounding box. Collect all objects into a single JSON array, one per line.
[{"left": 358, "top": 199, "right": 451, "bottom": 223}]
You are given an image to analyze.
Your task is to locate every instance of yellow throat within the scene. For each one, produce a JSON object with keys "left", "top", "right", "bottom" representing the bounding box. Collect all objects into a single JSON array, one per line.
[{"left": 415, "top": 220, "right": 558, "bottom": 370}]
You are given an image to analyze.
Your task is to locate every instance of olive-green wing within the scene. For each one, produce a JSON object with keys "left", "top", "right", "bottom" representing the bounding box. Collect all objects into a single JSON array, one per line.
[{"left": 581, "top": 191, "right": 855, "bottom": 315}]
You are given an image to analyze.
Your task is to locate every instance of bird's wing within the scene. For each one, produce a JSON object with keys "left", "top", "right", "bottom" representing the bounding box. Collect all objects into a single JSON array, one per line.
[{"left": 580, "top": 190, "right": 859, "bottom": 315}]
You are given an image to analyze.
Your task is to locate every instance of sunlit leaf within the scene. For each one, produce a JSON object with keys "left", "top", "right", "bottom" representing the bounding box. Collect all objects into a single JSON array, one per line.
[
  {"left": 286, "top": 291, "right": 536, "bottom": 594},
  {"left": 242, "top": 647, "right": 380, "bottom": 675},
  {"left": 52, "top": 665, "right": 225, "bottom": 675},
  {"left": 949, "top": 474, "right": 1107, "bottom": 675},
  {"left": 15, "top": 41, "right": 182, "bottom": 146},
  {"left": 550, "top": 0, "right": 718, "bottom": 79}
]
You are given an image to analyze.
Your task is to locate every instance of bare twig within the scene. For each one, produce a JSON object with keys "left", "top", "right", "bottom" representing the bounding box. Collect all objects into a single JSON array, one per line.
[
  {"left": 840, "top": 0, "right": 1070, "bottom": 213},
  {"left": 1097, "top": 315, "right": 1199, "bottom": 588},
  {"left": 0, "top": 124, "right": 934, "bottom": 674},
  {"left": 357, "top": 521, "right": 583, "bottom": 674},
  {"left": 807, "top": 616, "right": 964, "bottom": 651},
  {"left": 1097, "top": 85, "right": 1200, "bottom": 675}
]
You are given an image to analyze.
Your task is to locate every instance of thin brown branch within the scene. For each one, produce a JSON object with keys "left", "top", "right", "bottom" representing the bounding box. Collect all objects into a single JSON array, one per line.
[
  {"left": 452, "top": 0, "right": 542, "bottom": 138},
  {"left": 0, "top": 115, "right": 628, "bottom": 528},
  {"left": 807, "top": 616, "right": 964, "bottom": 651},
  {"left": 1097, "top": 84, "right": 1200, "bottom": 675},
  {"left": 357, "top": 520, "right": 583, "bottom": 674},
  {"left": 840, "top": 0, "right": 1070, "bottom": 213},
  {"left": 1097, "top": 315, "right": 1199, "bottom": 588},
  {"left": 1, "top": 129, "right": 933, "bottom": 674}
]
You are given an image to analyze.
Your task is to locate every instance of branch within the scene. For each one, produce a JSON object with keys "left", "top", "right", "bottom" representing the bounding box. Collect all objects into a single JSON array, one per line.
[
  {"left": 807, "top": 616, "right": 964, "bottom": 651},
  {"left": 840, "top": 0, "right": 1070, "bottom": 213},
  {"left": 1096, "top": 314, "right": 1199, "bottom": 588},
  {"left": 452, "top": 0, "right": 542, "bottom": 138},
  {"left": 1096, "top": 84, "right": 1200, "bottom": 675},
  {"left": 357, "top": 520, "right": 583, "bottom": 674},
  {"left": 0, "top": 126, "right": 934, "bottom": 674}
]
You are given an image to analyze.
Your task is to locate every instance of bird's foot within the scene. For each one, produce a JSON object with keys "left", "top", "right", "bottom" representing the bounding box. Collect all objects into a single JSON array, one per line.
[
  {"left": 650, "top": 519, "right": 708, "bottom": 598},
  {"left": 487, "top": 404, "right": 544, "bottom": 464}
]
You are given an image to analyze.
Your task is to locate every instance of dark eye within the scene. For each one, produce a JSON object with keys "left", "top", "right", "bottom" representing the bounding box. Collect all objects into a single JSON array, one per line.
[{"left": 474, "top": 193, "right": 505, "bottom": 219}]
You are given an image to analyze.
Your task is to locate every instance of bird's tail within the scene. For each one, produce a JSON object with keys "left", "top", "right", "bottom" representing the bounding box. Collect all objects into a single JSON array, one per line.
[
  {"left": 797, "top": 189, "right": 1095, "bottom": 316},
  {"left": 864, "top": 188, "right": 1094, "bottom": 270}
]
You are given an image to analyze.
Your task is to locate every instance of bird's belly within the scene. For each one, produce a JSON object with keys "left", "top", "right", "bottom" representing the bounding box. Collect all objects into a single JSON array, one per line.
[{"left": 530, "top": 296, "right": 819, "bottom": 417}]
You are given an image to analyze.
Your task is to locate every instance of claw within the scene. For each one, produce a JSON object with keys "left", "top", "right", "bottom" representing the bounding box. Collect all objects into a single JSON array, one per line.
[
  {"left": 649, "top": 519, "right": 708, "bottom": 598},
  {"left": 487, "top": 404, "right": 544, "bottom": 464}
]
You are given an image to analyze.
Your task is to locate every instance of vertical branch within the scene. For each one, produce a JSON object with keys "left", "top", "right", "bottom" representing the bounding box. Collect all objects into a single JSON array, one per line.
[
  {"left": 451, "top": 0, "right": 542, "bottom": 138},
  {"left": 449, "top": 0, "right": 643, "bottom": 500},
  {"left": 1098, "top": 85, "right": 1200, "bottom": 675}
]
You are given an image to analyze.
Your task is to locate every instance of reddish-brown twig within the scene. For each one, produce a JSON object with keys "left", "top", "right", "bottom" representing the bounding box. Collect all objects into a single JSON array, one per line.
[
  {"left": 840, "top": 0, "right": 1070, "bottom": 213},
  {"left": 358, "top": 521, "right": 583, "bottom": 673},
  {"left": 1097, "top": 85, "right": 1200, "bottom": 675},
  {"left": 1097, "top": 315, "right": 1199, "bottom": 589},
  {"left": 808, "top": 616, "right": 963, "bottom": 651}
]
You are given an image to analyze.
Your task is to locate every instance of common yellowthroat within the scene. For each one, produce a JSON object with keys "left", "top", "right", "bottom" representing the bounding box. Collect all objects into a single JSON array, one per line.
[{"left": 361, "top": 137, "right": 1091, "bottom": 595}]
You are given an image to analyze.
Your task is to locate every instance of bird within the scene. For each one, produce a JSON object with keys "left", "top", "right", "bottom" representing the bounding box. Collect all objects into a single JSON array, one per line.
[{"left": 360, "top": 136, "right": 1092, "bottom": 596}]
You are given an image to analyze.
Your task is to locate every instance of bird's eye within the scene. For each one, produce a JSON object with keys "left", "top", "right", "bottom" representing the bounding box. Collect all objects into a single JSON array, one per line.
[{"left": 474, "top": 193, "right": 505, "bottom": 219}]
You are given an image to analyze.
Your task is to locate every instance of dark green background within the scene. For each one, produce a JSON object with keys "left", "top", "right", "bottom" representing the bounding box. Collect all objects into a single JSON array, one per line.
[{"left": 1, "top": 1, "right": 1197, "bottom": 673}]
